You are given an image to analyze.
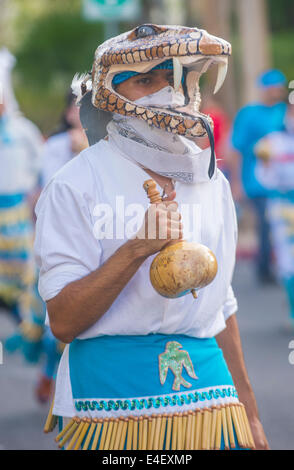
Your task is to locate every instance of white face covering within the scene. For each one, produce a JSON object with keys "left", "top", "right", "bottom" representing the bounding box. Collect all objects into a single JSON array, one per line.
[
  {"left": 106, "top": 86, "right": 216, "bottom": 184},
  {"left": 135, "top": 85, "right": 186, "bottom": 109}
]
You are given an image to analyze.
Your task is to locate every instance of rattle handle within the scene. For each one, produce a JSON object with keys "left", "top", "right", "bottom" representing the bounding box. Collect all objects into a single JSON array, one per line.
[
  {"left": 143, "top": 180, "right": 197, "bottom": 300},
  {"left": 143, "top": 179, "right": 162, "bottom": 204},
  {"left": 143, "top": 178, "right": 182, "bottom": 248}
]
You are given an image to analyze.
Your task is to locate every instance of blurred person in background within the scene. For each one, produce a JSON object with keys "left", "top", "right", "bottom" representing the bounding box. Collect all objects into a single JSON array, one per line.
[
  {"left": 0, "top": 47, "right": 50, "bottom": 404},
  {"left": 6, "top": 89, "right": 87, "bottom": 405},
  {"left": 255, "top": 103, "right": 294, "bottom": 328},
  {"left": 0, "top": 47, "right": 43, "bottom": 321},
  {"left": 32, "top": 91, "right": 88, "bottom": 404},
  {"left": 230, "top": 69, "right": 287, "bottom": 285},
  {"left": 41, "top": 90, "right": 88, "bottom": 187}
]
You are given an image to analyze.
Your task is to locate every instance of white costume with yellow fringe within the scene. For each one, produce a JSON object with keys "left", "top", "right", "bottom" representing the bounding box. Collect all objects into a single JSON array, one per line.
[{"left": 0, "top": 48, "right": 43, "bottom": 315}]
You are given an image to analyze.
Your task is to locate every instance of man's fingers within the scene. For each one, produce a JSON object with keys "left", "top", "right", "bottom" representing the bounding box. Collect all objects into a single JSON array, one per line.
[
  {"left": 157, "top": 212, "right": 182, "bottom": 226},
  {"left": 157, "top": 201, "right": 179, "bottom": 212},
  {"left": 167, "top": 210, "right": 181, "bottom": 221},
  {"left": 159, "top": 219, "right": 183, "bottom": 240},
  {"left": 156, "top": 208, "right": 181, "bottom": 220},
  {"left": 168, "top": 227, "right": 184, "bottom": 240},
  {"left": 162, "top": 189, "right": 176, "bottom": 202}
]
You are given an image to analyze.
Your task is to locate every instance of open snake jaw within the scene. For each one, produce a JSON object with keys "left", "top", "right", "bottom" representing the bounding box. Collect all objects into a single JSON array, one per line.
[
  {"left": 214, "top": 59, "right": 229, "bottom": 95},
  {"left": 173, "top": 58, "right": 183, "bottom": 92},
  {"left": 86, "top": 24, "right": 231, "bottom": 139}
]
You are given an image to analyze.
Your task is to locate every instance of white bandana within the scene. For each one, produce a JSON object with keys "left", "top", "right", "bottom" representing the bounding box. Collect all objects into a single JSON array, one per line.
[{"left": 106, "top": 87, "right": 216, "bottom": 184}]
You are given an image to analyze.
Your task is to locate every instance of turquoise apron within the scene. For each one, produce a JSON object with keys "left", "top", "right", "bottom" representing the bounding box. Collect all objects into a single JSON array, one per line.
[{"left": 45, "top": 334, "right": 254, "bottom": 450}]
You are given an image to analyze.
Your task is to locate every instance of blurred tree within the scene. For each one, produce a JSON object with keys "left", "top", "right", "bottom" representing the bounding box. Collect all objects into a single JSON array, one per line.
[
  {"left": 267, "top": 0, "right": 294, "bottom": 84},
  {"left": 16, "top": 12, "right": 103, "bottom": 87},
  {"left": 267, "top": 0, "right": 294, "bottom": 32},
  {"left": 0, "top": 0, "right": 19, "bottom": 46},
  {"left": 237, "top": 0, "right": 271, "bottom": 104},
  {"left": 187, "top": 0, "right": 294, "bottom": 109},
  {"left": 12, "top": 5, "right": 104, "bottom": 134},
  {"left": 200, "top": 0, "right": 237, "bottom": 117},
  {"left": 8, "top": 0, "right": 144, "bottom": 134}
]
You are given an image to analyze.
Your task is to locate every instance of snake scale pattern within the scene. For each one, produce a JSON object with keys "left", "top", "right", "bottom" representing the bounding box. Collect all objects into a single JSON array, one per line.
[{"left": 78, "top": 24, "right": 232, "bottom": 139}]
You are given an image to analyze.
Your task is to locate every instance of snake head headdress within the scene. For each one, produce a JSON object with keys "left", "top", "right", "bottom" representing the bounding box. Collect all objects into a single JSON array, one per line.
[{"left": 73, "top": 24, "right": 231, "bottom": 145}]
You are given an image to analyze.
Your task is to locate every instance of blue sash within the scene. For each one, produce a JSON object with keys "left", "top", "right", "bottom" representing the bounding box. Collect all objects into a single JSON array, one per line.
[{"left": 69, "top": 334, "right": 237, "bottom": 418}]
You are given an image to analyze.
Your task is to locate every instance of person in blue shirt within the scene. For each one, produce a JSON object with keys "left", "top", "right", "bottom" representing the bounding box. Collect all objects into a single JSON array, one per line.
[
  {"left": 230, "top": 69, "right": 287, "bottom": 284},
  {"left": 255, "top": 103, "right": 294, "bottom": 328}
]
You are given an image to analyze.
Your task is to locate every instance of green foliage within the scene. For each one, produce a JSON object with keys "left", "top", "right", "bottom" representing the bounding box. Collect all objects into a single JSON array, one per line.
[
  {"left": 16, "top": 12, "right": 103, "bottom": 87},
  {"left": 13, "top": 10, "right": 104, "bottom": 134},
  {"left": 271, "top": 31, "right": 294, "bottom": 83},
  {"left": 267, "top": 0, "right": 294, "bottom": 32}
]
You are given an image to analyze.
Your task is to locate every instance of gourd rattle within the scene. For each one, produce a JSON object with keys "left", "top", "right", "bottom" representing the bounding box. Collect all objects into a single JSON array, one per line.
[{"left": 143, "top": 179, "right": 218, "bottom": 299}]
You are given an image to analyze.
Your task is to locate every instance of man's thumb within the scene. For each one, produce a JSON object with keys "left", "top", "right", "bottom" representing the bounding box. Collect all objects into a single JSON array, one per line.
[{"left": 162, "top": 190, "right": 176, "bottom": 202}]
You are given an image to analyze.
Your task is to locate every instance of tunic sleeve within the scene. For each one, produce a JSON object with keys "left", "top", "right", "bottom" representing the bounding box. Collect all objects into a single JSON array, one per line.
[
  {"left": 34, "top": 179, "right": 102, "bottom": 302},
  {"left": 222, "top": 285, "right": 238, "bottom": 321}
]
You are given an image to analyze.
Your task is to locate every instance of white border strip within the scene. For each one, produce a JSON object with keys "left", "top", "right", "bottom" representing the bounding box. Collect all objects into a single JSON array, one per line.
[{"left": 73, "top": 385, "right": 239, "bottom": 419}]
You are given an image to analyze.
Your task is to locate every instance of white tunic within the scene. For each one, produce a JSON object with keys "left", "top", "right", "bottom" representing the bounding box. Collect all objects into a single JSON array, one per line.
[{"left": 34, "top": 138, "right": 238, "bottom": 416}]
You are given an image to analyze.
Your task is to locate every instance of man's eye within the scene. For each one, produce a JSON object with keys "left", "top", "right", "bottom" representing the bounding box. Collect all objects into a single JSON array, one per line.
[
  {"left": 137, "top": 77, "right": 152, "bottom": 85},
  {"left": 166, "top": 71, "right": 174, "bottom": 84}
]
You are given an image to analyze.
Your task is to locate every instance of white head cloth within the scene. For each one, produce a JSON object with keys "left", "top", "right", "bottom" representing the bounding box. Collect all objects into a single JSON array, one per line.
[{"left": 0, "top": 48, "right": 19, "bottom": 115}]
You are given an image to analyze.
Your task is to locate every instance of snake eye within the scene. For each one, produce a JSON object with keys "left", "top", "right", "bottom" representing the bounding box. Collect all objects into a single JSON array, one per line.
[{"left": 136, "top": 25, "right": 156, "bottom": 38}]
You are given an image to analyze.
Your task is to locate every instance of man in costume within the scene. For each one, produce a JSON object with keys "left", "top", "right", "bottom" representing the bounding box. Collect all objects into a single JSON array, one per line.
[
  {"left": 0, "top": 48, "right": 55, "bottom": 405},
  {"left": 230, "top": 69, "right": 287, "bottom": 284},
  {"left": 0, "top": 47, "right": 45, "bottom": 340},
  {"left": 35, "top": 24, "right": 269, "bottom": 450}
]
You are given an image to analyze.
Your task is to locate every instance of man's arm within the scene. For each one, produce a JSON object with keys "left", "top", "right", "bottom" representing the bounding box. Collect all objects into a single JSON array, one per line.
[
  {"left": 47, "top": 238, "right": 147, "bottom": 343},
  {"left": 216, "top": 314, "right": 270, "bottom": 449},
  {"left": 47, "top": 200, "right": 182, "bottom": 343}
]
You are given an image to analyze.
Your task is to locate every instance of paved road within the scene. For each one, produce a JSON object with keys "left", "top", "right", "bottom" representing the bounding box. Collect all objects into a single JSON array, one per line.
[
  {"left": 232, "top": 260, "right": 294, "bottom": 450},
  {"left": 0, "top": 259, "right": 293, "bottom": 450}
]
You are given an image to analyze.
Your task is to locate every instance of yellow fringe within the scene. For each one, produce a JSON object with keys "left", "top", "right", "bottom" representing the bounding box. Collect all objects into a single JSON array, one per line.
[
  {"left": 44, "top": 402, "right": 255, "bottom": 450},
  {"left": 0, "top": 235, "right": 33, "bottom": 251},
  {"left": 43, "top": 399, "right": 58, "bottom": 434},
  {"left": 0, "top": 261, "right": 35, "bottom": 280},
  {"left": 20, "top": 321, "right": 44, "bottom": 342}
]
